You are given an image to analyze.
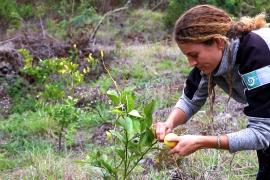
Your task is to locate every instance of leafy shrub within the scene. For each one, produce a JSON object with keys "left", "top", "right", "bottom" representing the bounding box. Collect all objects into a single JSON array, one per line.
[
  {"left": 7, "top": 77, "right": 37, "bottom": 114},
  {"left": 45, "top": 0, "right": 102, "bottom": 39},
  {"left": 164, "top": 0, "right": 270, "bottom": 28},
  {"left": 18, "top": 48, "right": 87, "bottom": 102},
  {"left": 82, "top": 87, "right": 157, "bottom": 179},
  {"left": 41, "top": 98, "right": 82, "bottom": 150},
  {"left": 163, "top": 0, "right": 197, "bottom": 28},
  {"left": 0, "top": 0, "right": 21, "bottom": 29},
  {"left": 0, "top": 0, "right": 34, "bottom": 32}
]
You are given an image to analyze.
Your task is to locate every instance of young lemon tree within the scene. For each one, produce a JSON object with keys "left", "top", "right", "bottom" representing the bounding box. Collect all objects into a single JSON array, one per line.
[
  {"left": 85, "top": 88, "right": 157, "bottom": 179},
  {"left": 82, "top": 49, "right": 158, "bottom": 178},
  {"left": 18, "top": 48, "right": 92, "bottom": 150}
]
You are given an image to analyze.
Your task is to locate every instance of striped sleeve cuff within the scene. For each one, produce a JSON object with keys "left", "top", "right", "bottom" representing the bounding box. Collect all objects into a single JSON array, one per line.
[{"left": 174, "top": 97, "right": 194, "bottom": 121}]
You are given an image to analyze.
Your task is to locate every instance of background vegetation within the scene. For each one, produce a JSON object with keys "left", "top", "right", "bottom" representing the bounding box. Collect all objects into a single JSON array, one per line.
[{"left": 0, "top": 0, "right": 266, "bottom": 179}]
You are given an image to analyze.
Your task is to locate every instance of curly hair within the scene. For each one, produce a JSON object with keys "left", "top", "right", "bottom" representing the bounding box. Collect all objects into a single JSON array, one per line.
[{"left": 174, "top": 4, "right": 267, "bottom": 117}]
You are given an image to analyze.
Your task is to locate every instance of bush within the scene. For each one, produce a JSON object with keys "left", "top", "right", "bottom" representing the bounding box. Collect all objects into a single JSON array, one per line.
[
  {"left": 164, "top": 0, "right": 270, "bottom": 29},
  {"left": 0, "top": 0, "right": 34, "bottom": 32},
  {"left": 163, "top": 0, "right": 199, "bottom": 28},
  {"left": 7, "top": 77, "right": 37, "bottom": 114}
]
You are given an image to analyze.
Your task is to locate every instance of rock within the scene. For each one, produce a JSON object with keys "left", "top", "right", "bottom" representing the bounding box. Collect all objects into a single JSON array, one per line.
[
  {"left": 0, "top": 42, "right": 23, "bottom": 78},
  {"left": 0, "top": 43, "right": 23, "bottom": 117}
]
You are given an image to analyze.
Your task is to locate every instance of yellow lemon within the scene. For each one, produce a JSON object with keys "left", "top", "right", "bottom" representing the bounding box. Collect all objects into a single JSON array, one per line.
[
  {"left": 106, "top": 131, "right": 112, "bottom": 141},
  {"left": 164, "top": 133, "right": 178, "bottom": 148}
]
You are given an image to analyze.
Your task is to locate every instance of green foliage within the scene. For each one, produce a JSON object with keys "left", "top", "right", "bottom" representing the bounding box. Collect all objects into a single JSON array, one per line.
[
  {"left": 42, "top": 98, "right": 81, "bottom": 150},
  {"left": 0, "top": 111, "right": 55, "bottom": 137},
  {"left": 70, "top": 7, "right": 101, "bottom": 28},
  {"left": 0, "top": 110, "right": 56, "bottom": 157},
  {"left": 0, "top": 99, "right": 85, "bottom": 153},
  {"left": 0, "top": 154, "right": 17, "bottom": 171},
  {"left": 92, "top": 75, "right": 112, "bottom": 93},
  {"left": 122, "top": 9, "right": 166, "bottom": 42},
  {"left": 0, "top": 0, "right": 34, "bottom": 31},
  {"left": 0, "top": 1, "right": 21, "bottom": 30},
  {"left": 164, "top": 0, "right": 270, "bottom": 28},
  {"left": 45, "top": 0, "right": 102, "bottom": 39},
  {"left": 164, "top": 0, "right": 199, "bottom": 28},
  {"left": 44, "top": 99, "right": 80, "bottom": 130},
  {"left": 10, "top": 95, "right": 37, "bottom": 114},
  {"left": 82, "top": 87, "right": 157, "bottom": 179},
  {"left": 16, "top": 3, "right": 34, "bottom": 19},
  {"left": 18, "top": 48, "right": 87, "bottom": 102},
  {"left": 156, "top": 59, "right": 174, "bottom": 71},
  {"left": 79, "top": 102, "right": 113, "bottom": 128},
  {"left": 10, "top": 48, "right": 105, "bottom": 151},
  {"left": 7, "top": 77, "right": 37, "bottom": 114},
  {"left": 178, "top": 56, "right": 192, "bottom": 76},
  {"left": 129, "top": 9, "right": 165, "bottom": 32}
]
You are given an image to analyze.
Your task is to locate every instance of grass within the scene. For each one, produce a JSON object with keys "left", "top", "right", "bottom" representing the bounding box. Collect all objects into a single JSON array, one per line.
[
  {"left": 1, "top": 149, "right": 96, "bottom": 179},
  {"left": 95, "top": 8, "right": 167, "bottom": 43}
]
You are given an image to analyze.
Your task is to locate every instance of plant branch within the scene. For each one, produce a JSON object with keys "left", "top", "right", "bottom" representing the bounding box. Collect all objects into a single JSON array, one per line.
[
  {"left": 86, "top": 104, "right": 106, "bottom": 122},
  {"left": 123, "top": 129, "right": 129, "bottom": 179},
  {"left": 125, "top": 141, "right": 158, "bottom": 178},
  {"left": 90, "top": 2, "right": 129, "bottom": 40},
  {"left": 39, "top": 16, "right": 46, "bottom": 39},
  {"left": 58, "top": 124, "right": 64, "bottom": 152},
  {"left": 151, "top": 0, "right": 166, "bottom": 11},
  {"left": 101, "top": 56, "right": 122, "bottom": 98},
  {"left": 0, "top": 36, "right": 20, "bottom": 45}
]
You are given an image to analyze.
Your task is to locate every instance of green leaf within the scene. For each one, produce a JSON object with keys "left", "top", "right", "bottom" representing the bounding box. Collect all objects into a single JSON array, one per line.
[
  {"left": 126, "top": 93, "right": 135, "bottom": 112},
  {"left": 116, "top": 148, "right": 125, "bottom": 160},
  {"left": 133, "top": 119, "right": 141, "bottom": 134},
  {"left": 110, "top": 130, "right": 126, "bottom": 143},
  {"left": 110, "top": 108, "right": 124, "bottom": 115},
  {"left": 118, "top": 117, "right": 135, "bottom": 139},
  {"left": 100, "top": 158, "right": 116, "bottom": 175},
  {"left": 143, "top": 100, "right": 156, "bottom": 127},
  {"left": 139, "top": 128, "right": 155, "bottom": 147},
  {"left": 127, "top": 141, "right": 141, "bottom": 154},
  {"left": 128, "top": 110, "right": 142, "bottom": 118},
  {"left": 107, "top": 90, "right": 119, "bottom": 105}
]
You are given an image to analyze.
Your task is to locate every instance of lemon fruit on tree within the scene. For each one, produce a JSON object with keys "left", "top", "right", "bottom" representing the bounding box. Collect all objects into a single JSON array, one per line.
[{"left": 164, "top": 133, "right": 178, "bottom": 148}]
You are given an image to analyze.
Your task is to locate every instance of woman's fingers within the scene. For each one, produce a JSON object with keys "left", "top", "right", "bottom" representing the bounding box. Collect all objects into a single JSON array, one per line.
[
  {"left": 168, "top": 135, "right": 200, "bottom": 156},
  {"left": 156, "top": 122, "right": 166, "bottom": 141},
  {"left": 155, "top": 122, "right": 171, "bottom": 141}
]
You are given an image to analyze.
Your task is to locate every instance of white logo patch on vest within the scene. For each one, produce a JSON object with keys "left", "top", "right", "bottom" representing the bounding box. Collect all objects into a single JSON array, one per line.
[{"left": 242, "top": 66, "right": 270, "bottom": 90}]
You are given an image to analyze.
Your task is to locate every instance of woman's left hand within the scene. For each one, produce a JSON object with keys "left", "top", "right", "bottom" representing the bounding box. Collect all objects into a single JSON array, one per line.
[{"left": 167, "top": 135, "right": 203, "bottom": 156}]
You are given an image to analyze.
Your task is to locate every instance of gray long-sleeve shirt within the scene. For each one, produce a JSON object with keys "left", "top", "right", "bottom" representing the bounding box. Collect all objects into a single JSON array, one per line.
[{"left": 175, "top": 28, "right": 270, "bottom": 153}]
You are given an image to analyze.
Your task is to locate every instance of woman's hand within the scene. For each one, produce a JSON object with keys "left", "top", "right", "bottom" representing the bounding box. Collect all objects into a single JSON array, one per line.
[
  {"left": 154, "top": 122, "right": 173, "bottom": 142},
  {"left": 153, "top": 108, "right": 187, "bottom": 141},
  {"left": 167, "top": 135, "right": 203, "bottom": 156},
  {"left": 167, "top": 134, "right": 229, "bottom": 156}
]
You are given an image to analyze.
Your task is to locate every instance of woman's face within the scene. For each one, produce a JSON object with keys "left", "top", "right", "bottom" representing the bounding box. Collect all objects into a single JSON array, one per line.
[{"left": 178, "top": 39, "right": 224, "bottom": 75}]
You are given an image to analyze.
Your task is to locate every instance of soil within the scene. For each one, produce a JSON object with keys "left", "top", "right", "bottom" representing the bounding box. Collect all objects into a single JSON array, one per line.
[{"left": 90, "top": 122, "right": 114, "bottom": 145}]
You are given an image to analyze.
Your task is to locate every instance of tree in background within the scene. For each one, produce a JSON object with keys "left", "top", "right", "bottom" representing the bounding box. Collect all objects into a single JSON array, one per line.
[{"left": 164, "top": 0, "right": 270, "bottom": 28}]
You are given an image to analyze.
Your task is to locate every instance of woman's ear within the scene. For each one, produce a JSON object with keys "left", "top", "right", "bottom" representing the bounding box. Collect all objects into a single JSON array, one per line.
[{"left": 214, "top": 38, "right": 225, "bottom": 50}]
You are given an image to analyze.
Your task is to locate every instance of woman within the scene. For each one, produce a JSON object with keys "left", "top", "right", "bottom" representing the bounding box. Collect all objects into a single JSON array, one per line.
[{"left": 155, "top": 5, "right": 270, "bottom": 179}]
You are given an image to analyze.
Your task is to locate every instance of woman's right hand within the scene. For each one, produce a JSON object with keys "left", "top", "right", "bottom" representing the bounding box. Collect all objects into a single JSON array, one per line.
[{"left": 154, "top": 122, "right": 173, "bottom": 142}]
